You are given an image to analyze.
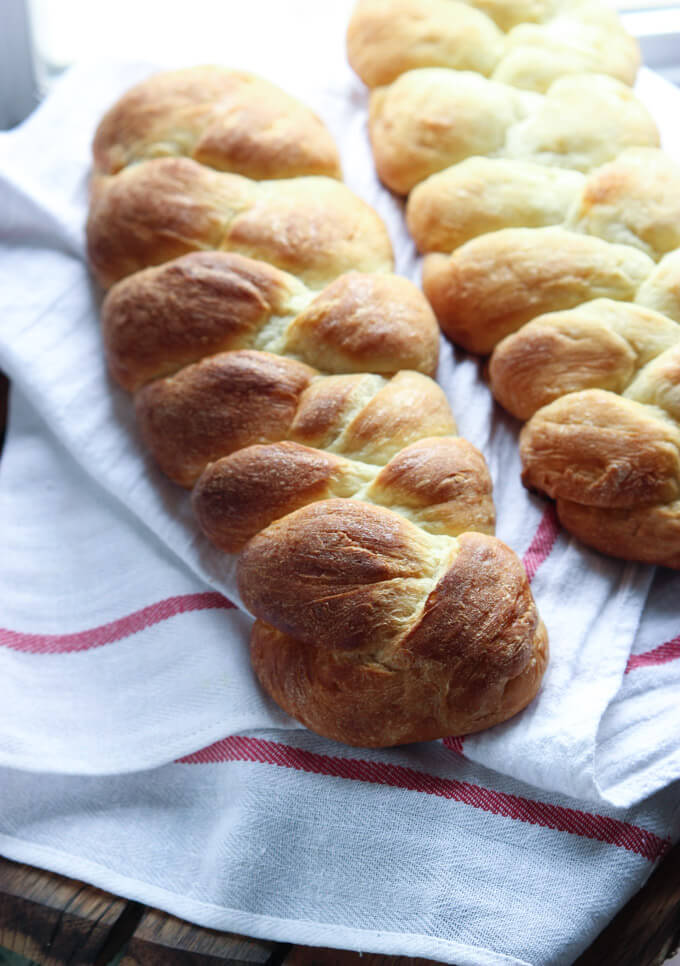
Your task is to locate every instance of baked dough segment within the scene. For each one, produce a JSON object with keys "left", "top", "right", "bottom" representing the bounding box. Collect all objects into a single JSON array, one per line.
[
  {"left": 87, "top": 159, "right": 394, "bottom": 289},
  {"left": 422, "top": 227, "right": 655, "bottom": 354},
  {"left": 88, "top": 68, "right": 548, "bottom": 745},
  {"left": 93, "top": 66, "right": 342, "bottom": 179},
  {"left": 416, "top": 153, "right": 680, "bottom": 567},
  {"left": 348, "top": 0, "right": 638, "bottom": 92},
  {"left": 370, "top": 72, "right": 657, "bottom": 195},
  {"left": 241, "top": 504, "right": 548, "bottom": 746},
  {"left": 101, "top": 254, "right": 440, "bottom": 391}
]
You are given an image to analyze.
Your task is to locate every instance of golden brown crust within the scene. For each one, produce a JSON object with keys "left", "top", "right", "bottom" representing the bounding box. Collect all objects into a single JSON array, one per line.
[
  {"left": 221, "top": 177, "right": 394, "bottom": 288},
  {"left": 87, "top": 160, "right": 244, "bottom": 288},
  {"left": 489, "top": 300, "right": 680, "bottom": 421},
  {"left": 636, "top": 250, "right": 680, "bottom": 324},
  {"left": 192, "top": 436, "right": 495, "bottom": 553},
  {"left": 135, "top": 356, "right": 462, "bottom": 489},
  {"left": 347, "top": 0, "right": 504, "bottom": 89},
  {"left": 502, "top": 74, "right": 658, "bottom": 171},
  {"left": 369, "top": 69, "right": 526, "bottom": 195},
  {"left": 244, "top": 514, "right": 548, "bottom": 746},
  {"left": 285, "top": 272, "right": 440, "bottom": 377},
  {"left": 192, "top": 443, "right": 360, "bottom": 553},
  {"left": 239, "top": 499, "right": 442, "bottom": 653},
  {"left": 330, "top": 370, "right": 458, "bottom": 463},
  {"left": 251, "top": 617, "right": 549, "bottom": 746},
  {"left": 490, "top": 313, "right": 635, "bottom": 421},
  {"left": 90, "top": 67, "right": 549, "bottom": 743},
  {"left": 93, "top": 67, "right": 341, "bottom": 180},
  {"left": 407, "top": 158, "right": 583, "bottom": 254},
  {"left": 290, "top": 371, "right": 457, "bottom": 464},
  {"left": 567, "top": 148, "right": 680, "bottom": 261},
  {"left": 520, "top": 389, "right": 680, "bottom": 508},
  {"left": 288, "top": 374, "right": 381, "bottom": 453},
  {"left": 556, "top": 497, "right": 680, "bottom": 569},
  {"left": 625, "top": 343, "right": 680, "bottom": 423},
  {"left": 422, "top": 228, "right": 654, "bottom": 354},
  {"left": 87, "top": 158, "right": 394, "bottom": 290},
  {"left": 102, "top": 252, "right": 299, "bottom": 391},
  {"left": 407, "top": 149, "right": 680, "bottom": 263},
  {"left": 369, "top": 71, "right": 656, "bottom": 196},
  {"left": 367, "top": 436, "right": 495, "bottom": 535},
  {"left": 402, "top": 532, "right": 538, "bottom": 666},
  {"left": 347, "top": 3, "right": 680, "bottom": 572},
  {"left": 134, "top": 351, "right": 315, "bottom": 487},
  {"left": 102, "top": 256, "right": 439, "bottom": 391},
  {"left": 490, "top": 298, "right": 680, "bottom": 568}
]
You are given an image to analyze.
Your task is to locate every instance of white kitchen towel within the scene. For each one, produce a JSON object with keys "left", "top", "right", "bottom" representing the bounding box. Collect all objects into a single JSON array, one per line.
[
  {"left": 0, "top": 4, "right": 679, "bottom": 813},
  {"left": 0, "top": 732, "right": 678, "bottom": 966}
]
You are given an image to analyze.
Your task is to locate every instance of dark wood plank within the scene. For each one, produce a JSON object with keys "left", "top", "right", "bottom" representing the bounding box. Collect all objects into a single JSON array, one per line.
[
  {"left": 119, "top": 907, "right": 280, "bottom": 965},
  {"left": 284, "top": 948, "right": 441, "bottom": 966},
  {"left": 574, "top": 839, "right": 680, "bottom": 966},
  {"left": 0, "top": 857, "right": 132, "bottom": 965}
]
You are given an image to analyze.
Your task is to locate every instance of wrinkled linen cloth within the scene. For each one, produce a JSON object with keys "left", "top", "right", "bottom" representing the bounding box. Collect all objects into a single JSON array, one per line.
[{"left": 0, "top": 6, "right": 679, "bottom": 963}]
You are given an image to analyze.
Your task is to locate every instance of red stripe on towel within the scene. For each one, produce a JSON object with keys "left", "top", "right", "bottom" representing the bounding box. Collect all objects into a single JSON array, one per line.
[
  {"left": 0, "top": 592, "right": 234, "bottom": 654},
  {"left": 523, "top": 504, "right": 560, "bottom": 582},
  {"left": 442, "top": 736, "right": 465, "bottom": 755},
  {"left": 626, "top": 634, "right": 680, "bottom": 674},
  {"left": 178, "top": 735, "right": 670, "bottom": 862}
]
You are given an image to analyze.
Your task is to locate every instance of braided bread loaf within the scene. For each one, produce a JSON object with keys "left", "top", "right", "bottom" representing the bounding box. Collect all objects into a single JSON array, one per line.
[
  {"left": 348, "top": 1, "right": 680, "bottom": 568},
  {"left": 89, "top": 68, "right": 548, "bottom": 746}
]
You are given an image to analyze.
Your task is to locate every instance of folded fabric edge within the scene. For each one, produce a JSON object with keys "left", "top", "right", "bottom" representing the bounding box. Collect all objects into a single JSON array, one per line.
[
  {"left": 595, "top": 738, "right": 680, "bottom": 811},
  {"left": 0, "top": 833, "right": 530, "bottom": 966}
]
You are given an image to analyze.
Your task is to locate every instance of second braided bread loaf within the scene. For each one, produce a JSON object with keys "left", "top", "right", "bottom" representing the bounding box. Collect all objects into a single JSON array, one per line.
[{"left": 347, "top": 0, "right": 680, "bottom": 569}]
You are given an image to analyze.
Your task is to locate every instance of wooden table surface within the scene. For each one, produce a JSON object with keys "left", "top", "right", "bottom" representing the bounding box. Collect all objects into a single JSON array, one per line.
[{"left": 0, "top": 370, "right": 678, "bottom": 965}]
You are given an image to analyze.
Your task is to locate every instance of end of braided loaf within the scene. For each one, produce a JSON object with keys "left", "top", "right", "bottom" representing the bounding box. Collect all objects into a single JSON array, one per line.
[
  {"left": 240, "top": 501, "right": 547, "bottom": 746},
  {"left": 93, "top": 66, "right": 342, "bottom": 180}
]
